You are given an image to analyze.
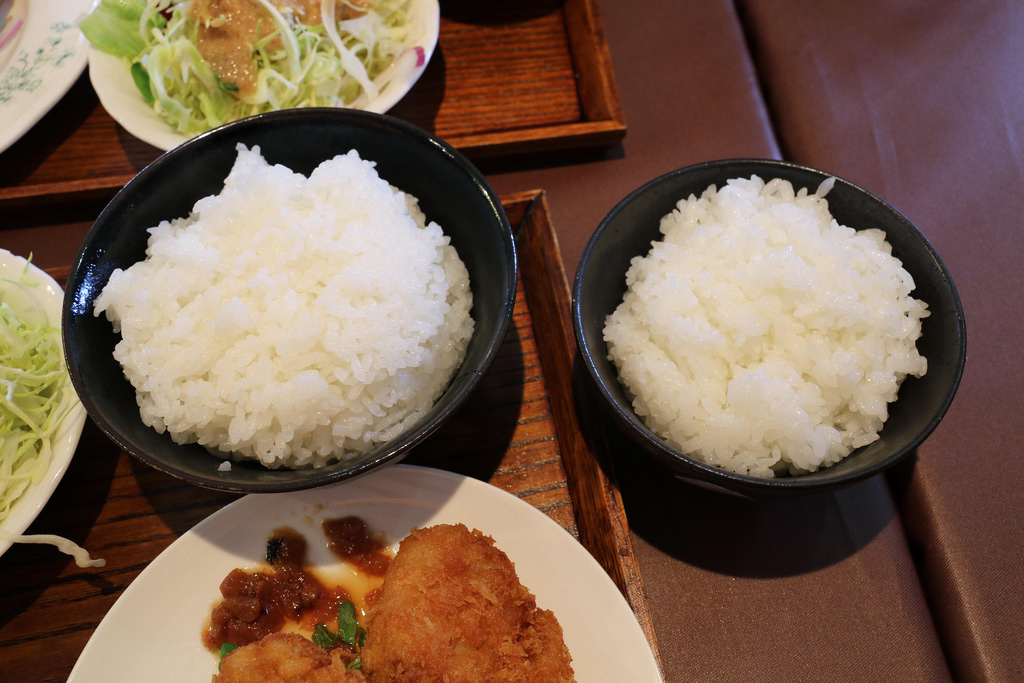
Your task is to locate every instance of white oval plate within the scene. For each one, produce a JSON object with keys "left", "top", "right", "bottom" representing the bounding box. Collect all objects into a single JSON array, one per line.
[
  {"left": 0, "top": 250, "right": 88, "bottom": 559},
  {"left": 88, "top": 0, "right": 440, "bottom": 151},
  {"left": 69, "top": 464, "right": 662, "bottom": 682},
  {"left": 0, "top": 0, "right": 94, "bottom": 154}
]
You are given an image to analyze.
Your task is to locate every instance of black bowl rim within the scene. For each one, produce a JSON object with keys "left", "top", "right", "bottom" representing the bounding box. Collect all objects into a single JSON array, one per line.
[
  {"left": 572, "top": 157, "right": 967, "bottom": 497},
  {"left": 63, "top": 108, "right": 518, "bottom": 493}
]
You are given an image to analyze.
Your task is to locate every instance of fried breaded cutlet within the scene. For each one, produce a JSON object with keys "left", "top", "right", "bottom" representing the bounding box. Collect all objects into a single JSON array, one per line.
[
  {"left": 361, "top": 523, "right": 576, "bottom": 682},
  {"left": 214, "top": 632, "right": 366, "bottom": 683}
]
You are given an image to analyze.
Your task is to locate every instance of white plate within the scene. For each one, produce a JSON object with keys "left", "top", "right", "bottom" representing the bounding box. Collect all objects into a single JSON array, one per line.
[
  {"left": 0, "top": 250, "right": 88, "bottom": 558},
  {"left": 69, "top": 464, "right": 662, "bottom": 682},
  {"left": 0, "top": 0, "right": 93, "bottom": 155},
  {"left": 88, "top": 0, "right": 440, "bottom": 151}
]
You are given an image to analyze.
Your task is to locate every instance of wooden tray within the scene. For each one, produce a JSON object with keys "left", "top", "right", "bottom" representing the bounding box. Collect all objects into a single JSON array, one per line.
[
  {"left": 0, "top": 0, "right": 624, "bottom": 211},
  {"left": 0, "top": 190, "right": 661, "bottom": 680}
]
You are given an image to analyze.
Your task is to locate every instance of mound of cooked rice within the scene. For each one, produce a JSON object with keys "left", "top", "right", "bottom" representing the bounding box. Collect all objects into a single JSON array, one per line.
[
  {"left": 603, "top": 175, "right": 928, "bottom": 478},
  {"left": 94, "top": 144, "right": 474, "bottom": 469}
]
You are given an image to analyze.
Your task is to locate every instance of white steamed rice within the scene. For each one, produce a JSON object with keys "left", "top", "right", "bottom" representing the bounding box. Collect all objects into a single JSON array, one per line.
[
  {"left": 94, "top": 144, "right": 474, "bottom": 469},
  {"left": 603, "top": 175, "right": 928, "bottom": 478}
]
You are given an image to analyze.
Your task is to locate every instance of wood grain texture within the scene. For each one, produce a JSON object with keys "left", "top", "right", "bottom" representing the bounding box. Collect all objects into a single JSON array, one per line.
[
  {"left": 0, "top": 0, "right": 624, "bottom": 211},
  {"left": 512, "top": 191, "right": 662, "bottom": 677},
  {"left": 0, "top": 192, "right": 658, "bottom": 681}
]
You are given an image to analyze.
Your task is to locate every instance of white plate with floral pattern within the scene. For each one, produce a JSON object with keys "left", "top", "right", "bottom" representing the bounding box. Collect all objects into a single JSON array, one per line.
[{"left": 0, "top": 0, "right": 94, "bottom": 154}]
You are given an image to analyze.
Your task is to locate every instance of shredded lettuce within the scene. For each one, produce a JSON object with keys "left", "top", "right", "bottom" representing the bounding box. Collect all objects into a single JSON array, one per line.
[
  {"left": 80, "top": 0, "right": 417, "bottom": 137},
  {"left": 0, "top": 258, "right": 104, "bottom": 568},
  {"left": 0, "top": 265, "right": 69, "bottom": 522},
  {"left": 78, "top": 0, "right": 166, "bottom": 60}
]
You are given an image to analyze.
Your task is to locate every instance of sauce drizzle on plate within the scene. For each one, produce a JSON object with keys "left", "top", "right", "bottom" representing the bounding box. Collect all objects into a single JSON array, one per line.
[{"left": 202, "top": 516, "right": 391, "bottom": 652}]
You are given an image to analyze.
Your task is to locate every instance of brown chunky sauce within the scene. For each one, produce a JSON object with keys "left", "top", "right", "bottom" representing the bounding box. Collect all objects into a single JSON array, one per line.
[
  {"left": 323, "top": 515, "right": 391, "bottom": 576},
  {"left": 202, "top": 517, "right": 391, "bottom": 651}
]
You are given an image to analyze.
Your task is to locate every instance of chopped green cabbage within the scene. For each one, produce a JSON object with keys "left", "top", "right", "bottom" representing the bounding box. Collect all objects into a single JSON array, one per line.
[
  {"left": 79, "top": 0, "right": 416, "bottom": 136},
  {"left": 78, "top": 0, "right": 165, "bottom": 59},
  {"left": 0, "top": 258, "right": 103, "bottom": 568},
  {"left": 0, "top": 265, "right": 69, "bottom": 522}
]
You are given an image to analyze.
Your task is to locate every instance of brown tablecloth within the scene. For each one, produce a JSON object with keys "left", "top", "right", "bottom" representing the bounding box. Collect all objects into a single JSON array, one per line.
[
  {"left": 488, "top": 0, "right": 1024, "bottom": 680},
  {"left": 741, "top": 2, "right": 1024, "bottom": 680}
]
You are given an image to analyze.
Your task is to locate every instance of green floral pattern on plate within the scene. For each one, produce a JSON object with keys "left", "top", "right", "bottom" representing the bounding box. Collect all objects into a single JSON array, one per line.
[{"left": 0, "top": 22, "right": 77, "bottom": 106}]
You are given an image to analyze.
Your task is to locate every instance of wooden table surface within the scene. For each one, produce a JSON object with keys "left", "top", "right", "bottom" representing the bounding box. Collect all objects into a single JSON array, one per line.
[
  {"left": 0, "top": 189, "right": 661, "bottom": 680},
  {"left": 6, "top": 0, "right": 1024, "bottom": 681},
  {"left": 1, "top": 1, "right": 657, "bottom": 679}
]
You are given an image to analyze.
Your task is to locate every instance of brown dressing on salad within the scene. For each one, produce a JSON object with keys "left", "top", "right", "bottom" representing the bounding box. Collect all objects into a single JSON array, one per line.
[
  {"left": 191, "top": 0, "right": 369, "bottom": 100},
  {"left": 192, "top": 0, "right": 268, "bottom": 100}
]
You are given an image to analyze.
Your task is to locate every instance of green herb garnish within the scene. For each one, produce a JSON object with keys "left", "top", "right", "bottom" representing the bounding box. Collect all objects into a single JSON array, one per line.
[
  {"left": 265, "top": 537, "right": 283, "bottom": 563},
  {"left": 218, "top": 642, "right": 238, "bottom": 670},
  {"left": 311, "top": 600, "right": 366, "bottom": 669},
  {"left": 311, "top": 621, "right": 340, "bottom": 649},
  {"left": 337, "top": 600, "right": 366, "bottom": 648}
]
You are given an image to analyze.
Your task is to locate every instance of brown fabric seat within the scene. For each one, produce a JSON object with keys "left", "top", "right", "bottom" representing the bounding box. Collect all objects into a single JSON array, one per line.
[
  {"left": 738, "top": 1, "right": 1024, "bottom": 679},
  {"left": 489, "top": 0, "right": 983, "bottom": 679}
]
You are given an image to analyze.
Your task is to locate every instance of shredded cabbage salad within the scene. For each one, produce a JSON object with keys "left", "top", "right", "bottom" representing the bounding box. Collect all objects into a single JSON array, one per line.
[
  {"left": 0, "top": 257, "right": 104, "bottom": 568},
  {"left": 80, "top": 0, "right": 419, "bottom": 136}
]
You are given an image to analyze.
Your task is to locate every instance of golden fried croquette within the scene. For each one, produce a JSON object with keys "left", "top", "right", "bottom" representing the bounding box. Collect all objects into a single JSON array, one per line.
[
  {"left": 214, "top": 632, "right": 365, "bottom": 683},
  {"left": 361, "top": 523, "right": 575, "bottom": 682}
]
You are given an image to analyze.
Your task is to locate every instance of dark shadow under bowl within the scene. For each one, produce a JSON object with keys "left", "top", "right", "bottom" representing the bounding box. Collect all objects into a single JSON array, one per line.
[{"left": 63, "top": 108, "right": 517, "bottom": 493}]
